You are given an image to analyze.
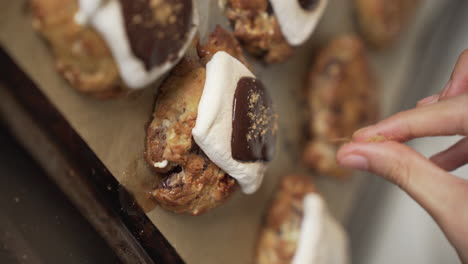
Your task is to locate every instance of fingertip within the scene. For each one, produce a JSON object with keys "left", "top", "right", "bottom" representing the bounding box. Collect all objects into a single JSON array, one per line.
[
  {"left": 336, "top": 142, "right": 383, "bottom": 169},
  {"left": 338, "top": 154, "right": 369, "bottom": 171},
  {"left": 337, "top": 141, "right": 412, "bottom": 174},
  {"left": 337, "top": 142, "right": 399, "bottom": 172},
  {"left": 336, "top": 142, "right": 361, "bottom": 159},
  {"left": 336, "top": 142, "right": 368, "bottom": 171}
]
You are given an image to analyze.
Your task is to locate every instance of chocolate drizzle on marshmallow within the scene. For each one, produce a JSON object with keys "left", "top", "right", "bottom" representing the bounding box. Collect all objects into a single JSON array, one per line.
[
  {"left": 119, "top": 0, "right": 193, "bottom": 70},
  {"left": 298, "top": 0, "right": 319, "bottom": 10},
  {"left": 232, "top": 77, "right": 277, "bottom": 162},
  {"left": 192, "top": 52, "right": 276, "bottom": 194},
  {"left": 74, "top": 0, "right": 197, "bottom": 88}
]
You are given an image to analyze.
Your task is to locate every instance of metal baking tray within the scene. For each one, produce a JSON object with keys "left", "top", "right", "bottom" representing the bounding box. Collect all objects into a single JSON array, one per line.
[{"left": 0, "top": 0, "right": 455, "bottom": 263}]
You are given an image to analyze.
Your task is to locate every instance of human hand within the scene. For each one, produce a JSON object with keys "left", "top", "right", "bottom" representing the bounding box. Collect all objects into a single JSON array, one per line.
[{"left": 336, "top": 50, "right": 468, "bottom": 263}]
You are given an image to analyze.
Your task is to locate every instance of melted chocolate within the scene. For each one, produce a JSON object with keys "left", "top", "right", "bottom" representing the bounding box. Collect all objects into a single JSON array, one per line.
[
  {"left": 119, "top": 0, "right": 193, "bottom": 70},
  {"left": 232, "top": 77, "right": 277, "bottom": 162},
  {"left": 298, "top": 0, "right": 319, "bottom": 10}
]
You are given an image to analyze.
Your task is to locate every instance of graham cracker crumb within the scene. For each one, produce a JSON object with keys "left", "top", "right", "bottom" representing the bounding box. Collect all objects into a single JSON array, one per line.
[
  {"left": 365, "top": 135, "right": 388, "bottom": 143},
  {"left": 150, "top": 0, "right": 181, "bottom": 26},
  {"left": 245, "top": 88, "right": 276, "bottom": 142}
]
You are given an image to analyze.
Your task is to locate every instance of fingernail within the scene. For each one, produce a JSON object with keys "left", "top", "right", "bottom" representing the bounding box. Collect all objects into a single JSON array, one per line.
[
  {"left": 417, "top": 94, "right": 439, "bottom": 106},
  {"left": 339, "top": 154, "right": 369, "bottom": 170}
]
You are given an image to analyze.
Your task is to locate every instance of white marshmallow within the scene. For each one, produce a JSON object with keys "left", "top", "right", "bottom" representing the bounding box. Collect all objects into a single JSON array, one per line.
[
  {"left": 153, "top": 160, "right": 168, "bottom": 169},
  {"left": 192, "top": 51, "right": 268, "bottom": 194},
  {"left": 270, "top": 0, "right": 328, "bottom": 46},
  {"left": 75, "top": 0, "right": 198, "bottom": 89},
  {"left": 292, "top": 194, "right": 349, "bottom": 264}
]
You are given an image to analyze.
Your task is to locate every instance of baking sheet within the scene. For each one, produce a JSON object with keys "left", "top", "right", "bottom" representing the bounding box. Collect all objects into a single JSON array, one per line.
[{"left": 0, "top": 0, "right": 448, "bottom": 263}]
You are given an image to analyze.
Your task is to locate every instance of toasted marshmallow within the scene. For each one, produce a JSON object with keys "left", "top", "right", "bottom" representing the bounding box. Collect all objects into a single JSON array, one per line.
[
  {"left": 270, "top": 0, "right": 328, "bottom": 46},
  {"left": 192, "top": 51, "right": 274, "bottom": 194},
  {"left": 75, "top": 0, "right": 198, "bottom": 89},
  {"left": 292, "top": 194, "right": 349, "bottom": 264}
]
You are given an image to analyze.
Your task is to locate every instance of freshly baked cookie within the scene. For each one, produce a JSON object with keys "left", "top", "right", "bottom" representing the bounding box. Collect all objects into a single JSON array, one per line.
[
  {"left": 31, "top": 0, "right": 121, "bottom": 98},
  {"left": 224, "top": 0, "right": 292, "bottom": 64},
  {"left": 146, "top": 26, "right": 277, "bottom": 215},
  {"left": 256, "top": 175, "right": 349, "bottom": 264},
  {"left": 145, "top": 58, "right": 232, "bottom": 215},
  {"left": 354, "top": 0, "right": 420, "bottom": 49},
  {"left": 197, "top": 25, "right": 250, "bottom": 67},
  {"left": 303, "top": 35, "right": 378, "bottom": 178},
  {"left": 256, "top": 175, "right": 316, "bottom": 264},
  {"left": 31, "top": 0, "right": 197, "bottom": 98},
  {"left": 223, "top": 0, "right": 327, "bottom": 63}
]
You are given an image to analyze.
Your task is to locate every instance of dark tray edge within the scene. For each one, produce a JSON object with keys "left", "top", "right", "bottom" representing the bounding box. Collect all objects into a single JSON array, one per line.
[{"left": 0, "top": 47, "right": 184, "bottom": 264}]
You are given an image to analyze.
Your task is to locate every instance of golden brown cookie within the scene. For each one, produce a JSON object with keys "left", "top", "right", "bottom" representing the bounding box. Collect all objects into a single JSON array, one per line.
[
  {"left": 354, "top": 0, "right": 420, "bottom": 49},
  {"left": 303, "top": 35, "right": 378, "bottom": 178},
  {"left": 256, "top": 175, "right": 316, "bottom": 264},
  {"left": 31, "top": 0, "right": 124, "bottom": 98},
  {"left": 31, "top": 0, "right": 197, "bottom": 98},
  {"left": 145, "top": 26, "right": 251, "bottom": 215},
  {"left": 197, "top": 25, "right": 250, "bottom": 68},
  {"left": 224, "top": 0, "right": 293, "bottom": 64}
]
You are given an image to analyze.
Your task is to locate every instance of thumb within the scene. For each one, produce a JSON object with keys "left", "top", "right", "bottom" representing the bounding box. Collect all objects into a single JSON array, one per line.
[
  {"left": 336, "top": 141, "right": 467, "bottom": 223},
  {"left": 337, "top": 141, "right": 468, "bottom": 262}
]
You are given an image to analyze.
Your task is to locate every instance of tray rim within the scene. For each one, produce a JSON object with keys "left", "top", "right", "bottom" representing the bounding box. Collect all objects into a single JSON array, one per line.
[{"left": 0, "top": 46, "right": 184, "bottom": 264}]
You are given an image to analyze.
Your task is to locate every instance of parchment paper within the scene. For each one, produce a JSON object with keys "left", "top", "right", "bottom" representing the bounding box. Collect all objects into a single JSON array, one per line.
[{"left": 0, "top": 0, "right": 448, "bottom": 263}]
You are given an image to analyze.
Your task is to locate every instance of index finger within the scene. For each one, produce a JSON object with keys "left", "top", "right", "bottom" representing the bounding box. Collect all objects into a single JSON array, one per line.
[{"left": 353, "top": 94, "right": 468, "bottom": 142}]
